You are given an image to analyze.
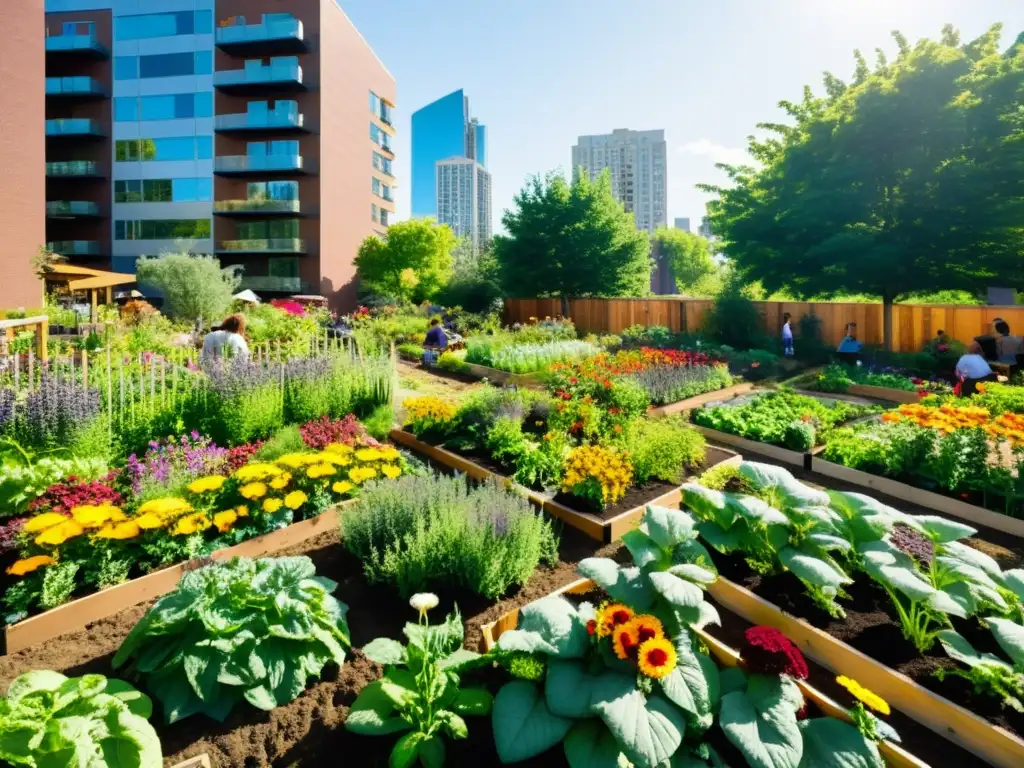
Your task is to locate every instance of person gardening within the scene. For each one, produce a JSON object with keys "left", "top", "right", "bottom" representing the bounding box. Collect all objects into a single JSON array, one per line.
[
  {"left": 836, "top": 323, "right": 863, "bottom": 364},
  {"left": 200, "top": 314, "right": 250, "bottom": 363},
  {"left": 954, "top": 339, "right": 997, "bottom": 395},
  {"left": 422, "top": 317, "right": 448, "bottom": 366}
]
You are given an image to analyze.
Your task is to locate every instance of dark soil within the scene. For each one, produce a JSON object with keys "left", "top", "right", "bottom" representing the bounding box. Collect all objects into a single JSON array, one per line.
[{"left": 0, "top": 523, "right": 623, "bottom": 768}]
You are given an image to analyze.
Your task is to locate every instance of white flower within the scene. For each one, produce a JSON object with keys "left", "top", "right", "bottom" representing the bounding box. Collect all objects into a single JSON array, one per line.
[{"left": 410, "top": 592, "right": 439, "bottom": 616}]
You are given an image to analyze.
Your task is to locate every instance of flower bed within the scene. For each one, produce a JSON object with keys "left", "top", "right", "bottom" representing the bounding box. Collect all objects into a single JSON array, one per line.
[
  {"left": 810, "top": 363, "right": 953, "bottom": 402},
  {"left": 464, "top": 337, "right": 599, "bottom": 374}
]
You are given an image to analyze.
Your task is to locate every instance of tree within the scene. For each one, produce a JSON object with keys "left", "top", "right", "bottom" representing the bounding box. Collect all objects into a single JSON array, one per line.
[
  {"left": 355, "top": 218, "right": 455, "bottom": 303},
  {"left": 494, "top": 170, "right": 651, "bottom": 299},
  {"left": 701, "top": 25, "right": 1024, "bottom": 349},
  {"left": 136, "top": 253, "right": 241, "bottom": 324},
  {"left": 30, "top": 245, "right": 65, "bottom": 277},
  {"left": 652, "top": 228, "right": 715, "bottom": 294},
  {"left": 438, "top": 238, "right": 502, "bottom": 313}
]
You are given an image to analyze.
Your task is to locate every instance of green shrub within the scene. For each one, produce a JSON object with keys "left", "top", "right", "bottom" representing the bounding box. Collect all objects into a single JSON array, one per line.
[
  {"left": 397, "top": 342, "right": 423, "bottom": 360},
  {"left": 113, "top": 556, "right": 350, "bottom": 723},
  {"left": 342, "top": 473, "right": 558, "bottom": 599},
  {"left": 608, "top": 377, "right": 652, "bottom": 420},
  {"left": 255, "top": 425, "right": 308, "bottom": 460},
  {"left": 362, "top": 404, "right": 395, "bottom": 441},
  {"left": 436, "top": 349, "right": 471, "bottom": 373},
  {"left": 625, "top": 416, "right": 706, "bottom": 484},
  {"left": 620, "top": 324, "right": 676, "bottom": 348},
  {"left": 701, "top": 287, "right": 766, "bottom": 349},
  {"left": 784, "top": 419, "right": 816, "bottom": 451},
  {"left": 0, "top": 671, "right": 161, "bottom": 767}
]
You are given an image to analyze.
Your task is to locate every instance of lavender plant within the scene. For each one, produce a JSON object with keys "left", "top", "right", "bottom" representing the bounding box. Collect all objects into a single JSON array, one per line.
[
  {"left": 631, "top": 363, "right": 733, "bottom": 406},
  {"left": 0, "top": 387, "right": 14, "bottom": 434},
  {"left": 125, "top": 431, "right": 229, "bottom": 502},
  {"left": 341, "top": 473, "right": 558, "bottom": 598},
  {"left": 14, "top": 375, "right": 106, "bottom": 455}
]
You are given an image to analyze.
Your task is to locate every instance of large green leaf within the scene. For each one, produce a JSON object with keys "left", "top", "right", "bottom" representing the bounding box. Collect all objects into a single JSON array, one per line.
[
  {"left": 660, "top": 636, "right": 718, "bottom": 730},
  {"left": 649, "top": 572, "right": 706, "bottom": 609},
  {"left": 492, "top": 681, "right": 573, "bottom": 763},
  {"left": 592, "top": 691, "right": 685, "bottom": 768},
  {"left": 102, "top": 680, "right": 153, "bottom": 720},
  {"left": 516, "top": 597, "right": 590, "bottom": 659},
  {"left": 914, "top": 516, "right": 976, "bottom": 544},
  {"left": 1002, "top": 569, "right": 1024, "bottom": 602},
  {"left": 496, "top": 629, "right": 558, "bottom": 656},
  {"left": 6, "top": 670, "right": 67, "bottom": 703},
  {"left": 452, "top": 687, "right": 493, "bottom": 716},
  {"left": 182, "top": 646, "right": 221, "bottom": 704},
  {"left": 697, "top": 522, "right": 742, "bottom": 553},
  {"left": 779, "top": 548, "right": 851, "bottom": 588},
  {"left": 727, "top": 496, "right": 790, "bottom": 528},
  {"left": 563, "top": 719, "right": 629, "bottom": 768},
  {"left": 623, "top": 529, "right": 670, "bottom": 570},
  {"left": 681, "top": 484, "right": 734, "bottom": 527},
  {"left": 797, "top": 718, "right": 884, "bottom": 768},
  {"left": 362, "top": 637, "right": 406, "bottom": 665},
  {"left": 719, "top": 687, "right": 802, "bottom": 768},
  {"left": 668, "top": 564, "right": 717, "bottom": 585},
  {"left": 642, "top": 505, "right": 698, "bottom": 550},
  {"left": 940, "top": 541, "right": 1002, "bottom": 580},
  {"left": 390, "top": 731, "right": 429, "bottom": 768},
  {"left": 579, "top": 560, "right": 657, "bottom": 611},
  {"left": 738, "top": 462, "right": 830, "bottom": 508},
  {"left": 545, "top": 661, "right": 635, "bottom": 719},
  {"left": 938, "top": 630, "right": 1013, "bottom": 671},
  {"left": 988, "top": 618, "right": 1024, "bottom": 668},
  {"left": 344, "top": 681, "right": 411, "bottom": 735}
]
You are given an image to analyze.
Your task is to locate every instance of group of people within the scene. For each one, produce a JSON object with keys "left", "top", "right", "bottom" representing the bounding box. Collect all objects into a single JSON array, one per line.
[
  {"left": 954, "top": 318, "right": 1024, "bottom": 394},
  {"left": 779, "top": 314, "right": 863, "bottom": 360}
]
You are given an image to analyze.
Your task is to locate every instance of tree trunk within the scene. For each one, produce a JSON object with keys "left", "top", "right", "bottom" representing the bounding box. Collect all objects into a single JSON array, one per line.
[
  {"left": 882, "top": 290, "right": 894, "bottom": 352},
  {"left": 560, "top": 295, "right": 569, "bottom": 318}
]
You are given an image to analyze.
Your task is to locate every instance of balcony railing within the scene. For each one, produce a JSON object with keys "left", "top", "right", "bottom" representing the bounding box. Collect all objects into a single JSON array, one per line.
[
  {"left": 214, "top": 62, "right": 303, "bottom": 91},
  {"left": 46, "top": 76, "right": 107, "bottom": 97},
  {"left": 48, "top": 240, "right": 101, "bottom": 257},
  {"left": 214, "top": 199, "right": 300, "bottom": 214},
  {"left": 239, "top": 276, "right": 309, "bottom": 293},
  {"left": 217, "top": 239, "right": 305, "bottom": 254},
  {"left": 46, "top": 119, "right": 104, "bottom": 137},
  {"left": 216, "top": 16, "right": 306, "bottom": 53},
  {"left": 214, "top": 155, "right": 307, "bottom": 174},
  {"left": 46, "top": 201, "right": 102, "bottom": 218},
  {"left": 45, "top": 32, "right": 109, "bottom": 58},
  {"left": 214, "top": 110, "right": 304, "bottom": 132},
  {"left": 46, "top": 161, "right": 101, "bottom": 177}
]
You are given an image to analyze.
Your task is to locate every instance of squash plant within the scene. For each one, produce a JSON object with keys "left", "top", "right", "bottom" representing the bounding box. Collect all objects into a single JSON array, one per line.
[
  {"left": 113, "top": 556, "right": 350, "bottom": 723},
  {"left": 0, "top": 671, "right": 161, "bottom": 768}
]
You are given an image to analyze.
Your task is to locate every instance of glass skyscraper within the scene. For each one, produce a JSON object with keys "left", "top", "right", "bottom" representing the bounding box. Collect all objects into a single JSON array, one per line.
[{"left": 410, "top": 89, "right": 486, "bottom": 218}]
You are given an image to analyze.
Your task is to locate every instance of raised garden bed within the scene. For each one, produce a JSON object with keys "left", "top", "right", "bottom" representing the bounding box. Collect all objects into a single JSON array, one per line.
[
  {"left": 390, "top": 428, "right": 739, "bottom": 542},
  {"left": 463, "top": 361, "right": 544, "bottom": 388},
  {"left": 646, "top": 381, "right": 754, "bottom": 417}
]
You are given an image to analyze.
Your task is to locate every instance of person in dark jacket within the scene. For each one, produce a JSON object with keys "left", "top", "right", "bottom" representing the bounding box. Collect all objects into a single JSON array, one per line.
[{"left": 422, "top": 318, "right": 447, "bottom": 365}]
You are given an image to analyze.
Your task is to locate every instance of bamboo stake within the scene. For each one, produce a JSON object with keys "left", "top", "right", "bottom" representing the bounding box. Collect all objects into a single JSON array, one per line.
[
  {"left": 106, "top": 347, "right": 113, "bottom": 439},
  {"left": 27, "top": 349, "right": 34, "bottom": 389},
  {"left": 82, "top": 349, "right": 89, "bottom": 390}
]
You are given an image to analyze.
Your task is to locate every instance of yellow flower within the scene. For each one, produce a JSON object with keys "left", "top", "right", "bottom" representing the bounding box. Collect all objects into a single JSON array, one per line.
[
  {"left": 306, "top": 463, "right": 337, "bottom": 479},
  {"left": 318, "top": 452, "right": 350, "bottom": 466},
  {"left": 380, "top": 464, "right": 402, "bottom": 479},
  {"left": 7, "top": 555, "right": 56, "bottom": 576},
  {"left": 355, "top": 448, "right": 382, "bottom": 463},
  {"left": 269, "top": 473, "right": 292, "bottom": 490},
  {"left": 213, "top": 510, "right": 238, "bottom": 533},
  {"left": 23, "top": 512, "right": 69, "bottom": 533},
  {"left": 284, "top": 491, "right": 308, "bottom": 510},
  {"left": 71, "top": 504, "right": 123, "bottom": 529},
  {"left": 276, "top": 453, "right": 321, "bottom": 469},
  {"left": 134, "top": 513, "right": 167, "bottom": 530},
  {"left": 637, "top": 638, "right": 677, "bottom": 679},
  {"left": 332, "top": 480, "right": 355, "bottom": 496},
  {"left": 626, "top": 615, "right": 665, "bottom": 645},
  {"left": 836, "top": 676, "right": 890, "bottom": 715},
  {"left": 173, "top": 512, "right": 212, "bottom": 536},
  {"left": 136, "top": 498, "right": 192, "bottom": 519},
  {"left": 95, "top": 521, "right": 142, "bottom": 540},
  {"left": 349, "top": 466, "right": 377, "bottom": 484},
  {"left": 596, "top": 602, "right": 634, "bottom": 638},
  {"left": 240, "top": 482, "right": 268, "bottom": 500},
  {"left": 35, "top": 519, "right": 85, "bottom": 547},
  {"left": 378, "top": 447, "right": 401, "bottom": 461},
  {"left": 187, "top": 475, "right": 227, "bottom": 494},
  {"left": 236, "top": 505, "right": 250, "bottom": 518},
  {"left": 324, "top": 442, "right": 353, "bottom": 455},
  {"left": 233, "top": 463, "right": 283, "bottom": 481},
  {"left": 263, "top": 498, "right": 284, "bottom": 513},
  {"left": 612, "top": 622, "right": 641, "bottom": 660}
]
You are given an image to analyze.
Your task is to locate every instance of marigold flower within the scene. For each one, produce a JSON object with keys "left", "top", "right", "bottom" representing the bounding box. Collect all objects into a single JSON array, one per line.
[
  {"left": 596, "top": 602, "right": 634, "bottom": 638},
  {"left": 269, "top": 473, "right": 292, "bottom": 490},
  {"left": 35, "top": 519, "right": 85, "bottom": 546},
  {"left": 355, "top": 448, "right": 382, "bottom": 462},
  {"left": 263, "top": 498, "right": 284, "bottom": 513},
  {"left": 637, "top": 638, "right": 677, "bottom": 679},
  {"left": 213, "top": 510, "right": 238, "bottom": 533},
  {"left": 135, "top": 513, "right": 167, "bottom": 530},
  {"left": 306, "top": 463, "right": 337, "bottom": 479},
  {"left": 349, "top": 466, "right": 377, "bottom": 484},
  {"left": 612, "top": 623, "right": 641, "bottom": 660},
  {"left": 236, "top": 505, "right": 250, "bottom": 518},
  {"left": 836, "top": 676, "right": 890, "bottom": 715},
  {"left": 332, "top": 480, "right": 355, "bottom": 496},
  {"left": 284, "top": 490, "right": 308, "bottom": 510},
  {"left": 71, "top": 504, "right": 123, "bottom": 529},
  {"left": 240, "top": 482, "right": 268, "bottom": 500},
  {"left": 187, "top": 475, "right": 226, "bottom": 494},
  {"left": 276, "top": 453, "right": 321, "bottom": 469},
  {"left": 741, "top": 626, "right": 809, "bottom": 680},
  {"left": 324, "top": 442, "right": 353, "bottom": 455},
  {"left": 233, "top": 463, "right": 283, "bottom": 481},
  {"left": 380, "top": 464, "right": 402, "bottom": 479},
  {"left": 23, "top": 512, "right": 69, "bottom": 533},
  {"left": 136, "top": 497, "right": 192, "bottom": 519},
  {"left": 173, "top": 512, "right": 212, "bottom": 536},
  {"left": 7, "top": 555, "right": 56, "bottom": 576},
  {"left": 95, "top": 521, "right": 142, "bottom": 540}
]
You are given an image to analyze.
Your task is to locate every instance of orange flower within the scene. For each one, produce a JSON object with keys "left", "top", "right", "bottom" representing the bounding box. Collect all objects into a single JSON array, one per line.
[
  {"left": 596, "top": 602, "right": 634, "bottom": 638},
  {"left": 612, "top": 622, "right": 641, "bottom": 660},
  {"left": 7, "top": 555, "right": 56, "bottom": 576}
]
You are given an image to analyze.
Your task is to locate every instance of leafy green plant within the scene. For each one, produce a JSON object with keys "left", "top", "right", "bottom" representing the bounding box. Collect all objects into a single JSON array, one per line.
[
  {"left": 436, "top": 350, "right": 471, "bottom": 374},
  {"left": 113, "top": 556, "right": 350, "bottom": 723},
  {"left": 0, "top": 671, "right": 161, "bottom": 767},
  {"left": 0, "top": 446, "right": 109, "bottom": 517},
  {"left": 937, "top": 621, "right": 1024, "bottom": 712},
  {"left": 255, "top": 425, "right": 308, "bottom": 460},
  {"left": 623, "top": 416, "right": 706, "bottom": 485},
  {"left": 136, "top": 252, "right": 240, "bottom": 323},
  {"left": 347, "top": 595, "right": 492, "bottom": 767},
  {"left": 783, "top": 419, "right": 816, "bottom": 451}
]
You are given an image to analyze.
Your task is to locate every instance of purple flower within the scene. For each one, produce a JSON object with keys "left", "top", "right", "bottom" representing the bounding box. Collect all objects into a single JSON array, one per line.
[{"left": 19, "top": 375, "right": 101, "bottom": 449}]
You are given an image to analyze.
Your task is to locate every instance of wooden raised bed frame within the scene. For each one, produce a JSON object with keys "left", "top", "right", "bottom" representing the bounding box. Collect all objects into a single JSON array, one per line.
[
  {"left": 390, "top": 429, "right": 740, "bottom": 543},
  {"left": 170, "top": 756, "right": 211, "bottom": 768},
  {"left": 1, "top": 501, "right": 355, "bottom": 657},
  {"left": 692, "top": 425, "right": 812, "bottom": 469},
  {"left": 462, "top": 362, "right": 543, "bottom": 388},
  {"left": 646, "top": 382, "right": 754, "bottom": 417},
  {"left": 480, "top": 578, "right": 927, "bottom": 768}
]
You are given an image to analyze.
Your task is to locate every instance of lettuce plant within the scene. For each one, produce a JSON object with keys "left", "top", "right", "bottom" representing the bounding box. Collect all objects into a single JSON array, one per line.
[
  {"left": 113, "top": 556, "right": 350, "bottom": 723},
  {"left": 346, "top": 594, "right": 492, "bottom": 767},
  {"left": 0, "top": 671, "right": 161, "bottom": 767},
  {"left": 937, "top": 622, "right": 1024, "bottom": 712}
]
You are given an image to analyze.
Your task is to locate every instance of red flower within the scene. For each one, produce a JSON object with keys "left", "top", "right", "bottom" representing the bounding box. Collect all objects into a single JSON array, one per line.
[
  {"left": 741, "top": 626, "right": 809, "bottom": 680},
  {"left": 586, "top": 619, "right": 597, "bottom": 636},
  {"left": 570, "top": 377, "right": 579, "bottom": 384}
]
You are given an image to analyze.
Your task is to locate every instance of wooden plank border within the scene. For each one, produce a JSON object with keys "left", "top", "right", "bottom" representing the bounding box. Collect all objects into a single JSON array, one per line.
[
  {"left": 169, "top": 756, "right": 211, "bottom": 768},
  {"left": 480, "top": 578, "right": 925, "bottom": 768},
  {"left": 646, "top": 382, "right": 754, "bottom": 417},
  {"left": 692, "top": 425, "right": 812, "bottom": 469},
  {"left": 2, "top": 502, "right": 354, "bottom": 656},
  {"left": 847, "top": 383, "right": 921, "bottom": 404},
  {"left": 810, "top": 457, "right": 1024, "bottom": 538},
  {"left": 390, "top": 429, "right": 738, "bottom": 544},
  {"left": 462, "top": 363, "right": 543, "bottom": 389}
]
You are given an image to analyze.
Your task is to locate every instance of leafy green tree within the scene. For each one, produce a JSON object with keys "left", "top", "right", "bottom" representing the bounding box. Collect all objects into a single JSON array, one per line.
[
  {"left": 701, "top": 25, "right": 1024, "bottom": 348},
  {"left": 438, "top": 238, "right": 502, "bottom": 313},
  {"left": 652, "top": 228, "right": 715, "bottom": 293},
  {"left": 136, "top": 253, "right": 240, "bottom": 324},
  {"left": 494, "top": 170, "right": 651, "bottom": 298},
  {"left": 355, "top": 218, "right": 455, "bottom": 303}
]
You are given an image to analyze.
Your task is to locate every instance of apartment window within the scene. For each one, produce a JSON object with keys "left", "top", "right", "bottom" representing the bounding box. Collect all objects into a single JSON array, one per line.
[
  {"left": 369, "top": 91, "right": 380, "bottom": 115},
  {"left": 371, "top": 203, "right": 378, "bottom": 222},
  {"left": 62, "top": 21, "right": 94, "bottom": 35},
  {"left": 246, "top": 140, "right": 299, "bottom": 157},
  {"left": 269, "top": 257, "right": 299, "bottom": 278},
  {"left": 372, "top": 178, "right": 381, "bottom": 196},
  {"left": 116, "top": 51, "right": 213, "bottom": 80},
  {"left": 247, "top": 181, "right": 298, "bottom": 200},
  {"left": 380, "top": 101, "right": 392, "bottom": 124},
  {"left": 116, "top": 11, "right": 212, "bottom": 40},
  {"left": 382, "top": 184, "right": 393, "bottom": 202},
  {"left": 115, "top": 219, "right": 211, "bottom": 240},
  {"left": 369, "top": 123, "right": 381, "bottom": 143},
  {"left": 114, "top": 92, "right": 213, "bottom": 122},
  {"left": 115, "top": 137, "right": 212, "bottom": 162},
  {"left": 237, "top": 219, "right": 299, "bottom": 239},
  {"left": 380, "top": 209, "right": 389, "bottom": 226}
]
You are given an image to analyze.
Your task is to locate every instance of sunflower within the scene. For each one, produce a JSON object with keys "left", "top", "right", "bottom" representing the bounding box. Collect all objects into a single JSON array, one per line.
[
  {"left": 332, "top": 480, "right": 355, "bottom": 496},
  {"left": 284, "top": 491, "right": 308, "bottom": 510},
  {"left": 626, "top": 615, "right": 664, "bottom": 645},
  {"left": 95, "top": 521, "right": 142, "bottom": 540},
  {"left": 263, "top": 498, "right": 284, "bottom": 513},
  {"left": 239, "top": 482, "right": 268, "bottom": 500},
  {"left": 637, "top": 638, "right": 677, "bottom": 679},
  {"left": 134, "top": 513, "right": 166, "bottom": 530},
  {"left": 187, "top": 475, "right": 227, "bottom": 494},
  {"left": 23, "top": 512, "right": 69, "bottom": 533},
  {"left": 35, "top": 520, "right": 85, "bottom": 546},
  {"left": 7, "top": 555, "right": 56, "bottom": 576},
  {"left": 213, "top": 510, "right": 238, "bottom": 533},
  {"left": 595, "top": 602, "right": 634, "bottom": 638},
  {"left": 836, "top": 676, "right": 890, "bottom": 715},
  {"left": 380, "top": 464, "right": 402, "bottom": 479},
  {"left": 612, "top": 622, "right": 641, "bottom": 661}
]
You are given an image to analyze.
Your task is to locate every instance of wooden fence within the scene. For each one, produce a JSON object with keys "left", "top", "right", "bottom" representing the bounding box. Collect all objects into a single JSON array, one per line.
[{"left": 504, "top": 298, "right": 1024, "bottom": 353}]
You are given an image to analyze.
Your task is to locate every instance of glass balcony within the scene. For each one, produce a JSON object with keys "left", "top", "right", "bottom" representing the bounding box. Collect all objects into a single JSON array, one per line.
[
  {"left": 48, "top": 240, "right": 102, "bottom": 257},
  {"left": 214, "top": 62, "right": 304, "bottom": 93},
  {"left": 46, "top": 119, "right": 104, "bottom": 138},
  {"left": 214, "top": 199, "right": 301, "bottom": 215},
  {"left": 216, "top": 15, "right": 306, "bottom": 54},
  {"left": 216, "top": 239, "right": 306, "bottom": 254},
  {"left": 239, "top": 276, "right": 309, "bottom": 293},
  {"left": 214, "top": 155, "right": 308, "bottom": 175},
  {"left": 214, "top": 110, "right": 305, "bottom": 133},
  {"left": 45, "top": 32, "right": 109, "bottom": 59},
  {"left": 46, "top": 77, "right": 107, "bottom": 98},
  {"left": 46, "top": 161, "right": 101, "bottom": 177},
  {"left": 46, "top": 201, "right": 102, "bottom": 218}
]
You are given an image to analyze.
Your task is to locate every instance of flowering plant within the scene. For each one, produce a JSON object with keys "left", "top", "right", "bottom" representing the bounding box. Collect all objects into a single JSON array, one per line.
[
  {"left": 27, "top": 477, "right": 122, "bottom": 518},
  {"left": 269, "top": 298, "right": 307, "bottom": 316},
  {"left": 403, "top": 396, "right": 458, "bottom": 438},
  {"left": 299, "top": 413, "right": 377, "bottom": 450},
  {"left": 740, "top": 626, "right": 809, "bottom": 679},
  {"left": 124, "top": 432, "right": 229, "bottom": 500},
  {"left": 560, "top": 445, "right": 633, "bottom": 510}
]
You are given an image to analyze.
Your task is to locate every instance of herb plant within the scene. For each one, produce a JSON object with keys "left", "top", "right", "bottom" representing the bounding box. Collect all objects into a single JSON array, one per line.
[
  {"left": 622, "top": 416, "right": 706, "bottom": 485},
  {"left": 113, "top": 556, "right": 350, "bottom": 723}
]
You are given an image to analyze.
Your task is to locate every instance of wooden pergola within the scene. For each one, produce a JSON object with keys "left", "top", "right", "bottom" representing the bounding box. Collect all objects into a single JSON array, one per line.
[{"left": 43, "top": 265, "right": 138, "bottom": 323}]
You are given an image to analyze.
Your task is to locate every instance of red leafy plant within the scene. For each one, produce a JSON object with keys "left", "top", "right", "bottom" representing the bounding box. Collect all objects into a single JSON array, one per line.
[
  {"left": 27, "top": 477, "right": 123, "bottom": 518},
  {"left": 225, "top": 442, "right": 264, "bottom": 472},
  {"left": 740, "top": 625, "right": 809, "bottom": 680},
  {"left": 300, "top": 414, "right": 378, "bottom": 450}
]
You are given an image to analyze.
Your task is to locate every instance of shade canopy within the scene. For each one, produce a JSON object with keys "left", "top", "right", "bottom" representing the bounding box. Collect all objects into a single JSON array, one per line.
[{"left": 233, "top": 289, "right": 261, "bottom": 303}]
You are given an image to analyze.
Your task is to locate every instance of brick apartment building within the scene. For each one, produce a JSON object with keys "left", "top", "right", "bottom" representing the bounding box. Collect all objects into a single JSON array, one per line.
[{"left": 29, "top": 0, "right": 396, "bottom": 311}]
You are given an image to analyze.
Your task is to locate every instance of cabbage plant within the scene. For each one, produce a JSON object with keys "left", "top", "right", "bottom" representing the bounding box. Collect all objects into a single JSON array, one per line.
[
  {"left": 0, "top": 671, "right": 161, "bottom": 767},
  {"left": 113, "top": 556, "right": 350, "bottom": 723}
]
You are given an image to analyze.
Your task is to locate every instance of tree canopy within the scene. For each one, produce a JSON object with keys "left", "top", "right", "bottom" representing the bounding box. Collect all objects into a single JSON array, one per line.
[
  {"left": 494, "top": 170, "right": 651, "bottom": 298},
  {"left": 355, "top": 218, "right": 456, "bottom": 303},
  {"left": 701, "top": 24, "right": 1024, "bottom": 347},
  {"left": 136, "top": 253, "right": 240, "bottom": 324},
  {"left": 652, "top": 228, "right": 716, "bottom": 294}
]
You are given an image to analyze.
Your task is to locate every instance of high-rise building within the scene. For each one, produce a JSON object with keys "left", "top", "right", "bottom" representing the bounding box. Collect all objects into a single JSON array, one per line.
[
  {"left": 0, "top": 0, "right": 46, "bottom": 309},
  {"left": 436, "top": 157, "right": 491, "bottom": 254},
  {"left": 40, "top": 0, "right": 395, "bottom": 310},
  {"left": 674, "top": 217, "right": 690, "bottom": 233},
  {"left": 572, "top": 129, "right": 667, "bottom": 233},
  {"left": 410, "top": 89, "right": 486, "bottom": 218}
]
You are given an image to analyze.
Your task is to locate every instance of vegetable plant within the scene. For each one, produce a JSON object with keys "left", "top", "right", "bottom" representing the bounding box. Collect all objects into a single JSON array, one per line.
[
  {"left": 0, "top": 671, "right": 161, "bottom": 767},
  {"left": 937, "top": 618, "right": 1024, "bottom": 713},
  {"left": 346, "top": 593, "right": 492, "bottom": 767},
  {"left": 113, "top": 556, "right": 350, "bottom": 723}
]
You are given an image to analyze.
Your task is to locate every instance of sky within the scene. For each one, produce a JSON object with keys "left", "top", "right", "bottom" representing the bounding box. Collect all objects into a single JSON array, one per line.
[{"left": 340, "top": 0, "right": 1024, "bottom": 231}]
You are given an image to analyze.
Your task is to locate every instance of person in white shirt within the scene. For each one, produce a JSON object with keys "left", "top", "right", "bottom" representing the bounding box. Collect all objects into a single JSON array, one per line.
[
  {"left": 201, "top": 314, "right": 250, "bottom": 363},
  {"left": 955, "top": 340, "right": 996, "bottom": 395}
]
